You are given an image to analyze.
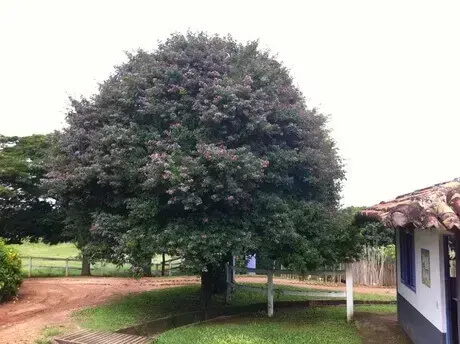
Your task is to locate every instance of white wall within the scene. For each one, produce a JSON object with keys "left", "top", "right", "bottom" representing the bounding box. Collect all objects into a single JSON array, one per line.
[{"left": 396, "top": 227, "right": 448, "bottom": 333}]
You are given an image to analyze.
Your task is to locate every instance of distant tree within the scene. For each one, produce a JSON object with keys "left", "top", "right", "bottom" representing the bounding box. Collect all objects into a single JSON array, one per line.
[
  {"left": 352, "top": 207, "right": 395, "bottom": 247},
  {"left": 45, "top": 32, "right": 358, "bottom": 301},
  {"left": 0, "top": 134, "right": 65, "bottom": 244}
]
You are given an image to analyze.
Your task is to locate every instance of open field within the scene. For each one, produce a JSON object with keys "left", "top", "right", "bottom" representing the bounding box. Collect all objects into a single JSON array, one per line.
[{"left": 10, "top": 242, "right": 177, "bottom": 277}]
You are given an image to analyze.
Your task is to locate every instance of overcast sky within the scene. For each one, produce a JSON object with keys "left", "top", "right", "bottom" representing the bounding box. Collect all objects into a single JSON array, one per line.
[{"left": 1, "top": 0, "right": 459, "bottom": 206}]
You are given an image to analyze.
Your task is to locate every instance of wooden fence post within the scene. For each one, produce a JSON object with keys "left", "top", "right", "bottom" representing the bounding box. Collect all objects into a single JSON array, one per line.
[
  {"left": 346, "top": 263, "right": 354, "bottom": 322},
  {"left": 65, "top": 259, "right": 69, "bottom": 277},
  {"left": 267, "top": 271, "right": 274, "bottom": 317},
  {"left": 161, "top": 252, "right": 166, "bottom": 276},
  {"left": 225, "top": 263, "right": 232, "bottom": 304},
  {"left": 28, "top": 257, "right": 32, "bottom": 277}
]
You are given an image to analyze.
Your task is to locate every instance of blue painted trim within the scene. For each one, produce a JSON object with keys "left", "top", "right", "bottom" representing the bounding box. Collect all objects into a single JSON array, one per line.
[
  {"left": 444, "top": 236, "right": 453, "bottom": 344},
  {"left": 400, "top": 228, "right": 416, "bottom": 292}
]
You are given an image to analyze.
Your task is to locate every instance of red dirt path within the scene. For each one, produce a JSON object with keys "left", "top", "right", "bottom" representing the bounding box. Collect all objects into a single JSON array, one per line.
[{"left": 0, "top": 276, "right": 395, "bottom": 344}]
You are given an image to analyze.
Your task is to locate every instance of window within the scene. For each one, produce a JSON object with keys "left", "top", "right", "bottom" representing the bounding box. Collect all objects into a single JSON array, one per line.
[{"left": 400, "top": 228, "right": 416, "bottom": 291}]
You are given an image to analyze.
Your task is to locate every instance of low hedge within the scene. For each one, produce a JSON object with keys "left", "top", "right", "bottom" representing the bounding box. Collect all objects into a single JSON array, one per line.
[{"left": 0, "top": 240, "right": 23, "bottom": 302}]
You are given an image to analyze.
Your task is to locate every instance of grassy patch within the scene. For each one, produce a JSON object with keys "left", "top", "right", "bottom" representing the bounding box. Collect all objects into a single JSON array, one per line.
[
  {"left": 157, "top": 307, "right": 361, "bottom": 344},
  {"left": 75, "top": 286, "right": 202, "bottom": 331},
  {"left": 34, "top": 325, "right": 67, "bottom": 344},
  {"left": 11, "top": 242, "right": 79, "bottom": 258},
  {"left": 75, "top": 284, "right": 395, "bottom": 332},
  {"left": 355, "top": 304, "right": 397, "bottom": 314}
]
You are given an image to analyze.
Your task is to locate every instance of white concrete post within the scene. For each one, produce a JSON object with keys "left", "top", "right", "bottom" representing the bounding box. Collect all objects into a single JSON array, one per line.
[
  {"left": 28, "top": 257, "right": 32, "bottom": 277},
  {"left": 346, "top": 263, "right": 354, "bottom": 322},
  {"left": 267, "top": 271, "right": 274, "bottom": 317}
]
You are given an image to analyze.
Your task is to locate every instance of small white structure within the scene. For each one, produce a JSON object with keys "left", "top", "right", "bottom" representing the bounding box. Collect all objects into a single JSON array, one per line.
[{"left": 362, "top": 179, "right": 460, "bottom": 344}]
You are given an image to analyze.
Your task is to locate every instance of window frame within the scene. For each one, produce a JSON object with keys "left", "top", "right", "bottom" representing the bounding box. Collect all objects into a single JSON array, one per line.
[{"left": 400, "top": 228, "right": 416, "bottom": 292}]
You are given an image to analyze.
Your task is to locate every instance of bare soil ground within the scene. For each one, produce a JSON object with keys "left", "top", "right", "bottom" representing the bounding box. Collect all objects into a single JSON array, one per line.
[
  {"left": 0, "top": 276, "right": 396, "bottom": 344},
  {"left": 0, "top": 277, "right": 199, "bottom": 344}
]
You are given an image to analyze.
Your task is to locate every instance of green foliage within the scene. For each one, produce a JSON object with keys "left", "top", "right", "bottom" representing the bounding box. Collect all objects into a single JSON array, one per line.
[
  {"left": 360, "top": 221, "right": 394, "bottom": 247},
  {"left": 384, "top": 244, "right": 396, "bottom": 259},
  {"left": 0, "top": 134, "right": 65, "bottom": 244},
  {"left": 0, "top": 240, "right": 23, "bottom": 302},
  {"left": 45, "top": 32, "right": 349, "bottom": 275},
  {"left": 339, "top": 206, "right": 395, "bottom": 253}
]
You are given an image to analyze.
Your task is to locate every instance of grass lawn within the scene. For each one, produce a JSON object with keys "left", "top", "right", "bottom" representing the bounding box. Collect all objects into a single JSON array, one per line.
[
  {"left": 10, "top": 241, "right": 177, "bottom": 277},
  {"left": 239, "top": 282, "right": 396, "bottom": 302},
  {"left": 157, "top": 305, "right": 398, "bottom": 344},
  {"left": 10, "top": 241, "right": 80, "bottom": 257},
  {"left": 74, "top": 284, "right": 395, "bottom": 332},
  {"left": 157, "top": 307, "right": 363, "bottom": 344}
]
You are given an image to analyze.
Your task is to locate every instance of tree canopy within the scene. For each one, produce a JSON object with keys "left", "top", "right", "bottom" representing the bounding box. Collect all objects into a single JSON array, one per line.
[
  {"left": 45, "top": 33, "right": 357, "bottom": 278},
  {"left": 0, "top": 134, "right": 64, "bottom": 244}
]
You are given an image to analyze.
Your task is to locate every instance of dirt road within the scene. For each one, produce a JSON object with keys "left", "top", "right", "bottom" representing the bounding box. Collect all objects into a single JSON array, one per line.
[
  {"left": 0, "top": 276, "right": 395, "bottom": 344},
  {"left": 0, "top": 277, "right": 200, "bottom": 344}
]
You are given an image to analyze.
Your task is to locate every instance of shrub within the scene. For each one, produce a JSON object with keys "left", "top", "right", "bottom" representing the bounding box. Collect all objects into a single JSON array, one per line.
[{"left": 0, "top": 239, "right": 23, "bottom": 302}]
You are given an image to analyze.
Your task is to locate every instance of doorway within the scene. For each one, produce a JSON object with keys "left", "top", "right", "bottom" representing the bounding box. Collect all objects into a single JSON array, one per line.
[{"left": 444, "top": 235, "right": 458, "bottom": 344}]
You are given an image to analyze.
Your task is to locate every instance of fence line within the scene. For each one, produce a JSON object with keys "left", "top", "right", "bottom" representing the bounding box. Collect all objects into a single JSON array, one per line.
[
  {"left": 227, "top": 264, "right": 354, "bottom": 321},
  {"left": 277, "top": 261, "right": 397, "bottom": 287},
  {"left": 20, "top": 256, "right": 182, "bottom": 277}
]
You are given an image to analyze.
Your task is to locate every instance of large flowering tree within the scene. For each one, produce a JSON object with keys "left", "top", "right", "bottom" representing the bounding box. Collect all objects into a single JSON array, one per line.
[{"left": 45, "top": 33, "right": 357, "bottom": 294}]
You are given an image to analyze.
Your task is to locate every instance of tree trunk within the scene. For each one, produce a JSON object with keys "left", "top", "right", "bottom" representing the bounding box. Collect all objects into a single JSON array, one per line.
[
  {"left": 161, "top": 252, "right": 166, "bottom": 277},
  {"left": 200, "top": 256, "right": 232, "bottom": 309},
  {"left": 200, "top": 265, "right": 213, "bottom": 310},
  {"left": 81, "top": 255, "right": 91, "bottom": 276},
  {"left": 143, "top": 262, "right": 152, "bottom": 277},
  {"left": 132, "top": 257, "right": 152, "bottom": 276}
]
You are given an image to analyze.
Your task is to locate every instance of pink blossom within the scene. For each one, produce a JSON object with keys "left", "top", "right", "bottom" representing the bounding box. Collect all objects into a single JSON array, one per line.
[
  {"left": 228, "top": 195, "right": 234, "bottom": 201},
  {"left": 162, "top": 171, "right": 172, "bottom": 179},
  {"left": 166, "top": 189, "right": 175, "bottom": 195},
  {"left": 203, "top": 217, "right": 209, "bottom": 223},
  {"left": 171, "top": 122, "right": 182, "bottom": 128},
  {"left": 231, "top": 155, "right": 238, "bottom": 162},
  {"left": 201, "top": 234, "right": 207, "bottom": 239},
  {"left": 262, "top": 160, "right": 270, "bottom": 168}
]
